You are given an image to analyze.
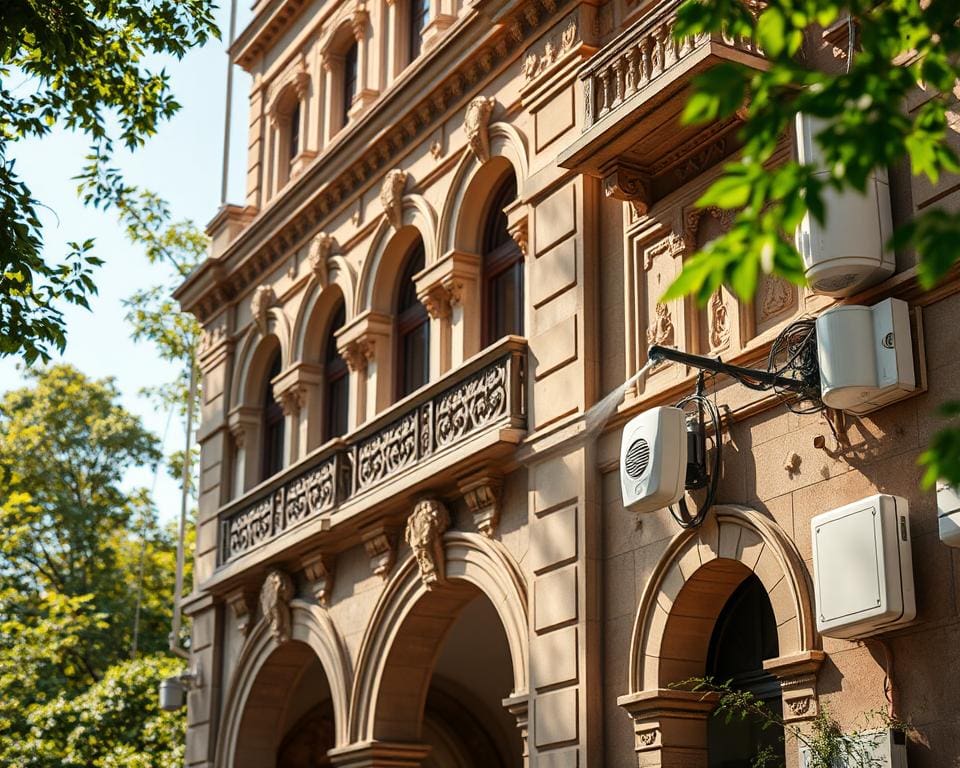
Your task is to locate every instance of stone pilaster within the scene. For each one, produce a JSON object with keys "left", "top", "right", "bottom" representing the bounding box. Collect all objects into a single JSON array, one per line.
[
  {"left": 336, "top": 310, "right": 392, "bottom": 425},
  {"left": 414, "top": 250, "right": 481, "bottom": 373}
]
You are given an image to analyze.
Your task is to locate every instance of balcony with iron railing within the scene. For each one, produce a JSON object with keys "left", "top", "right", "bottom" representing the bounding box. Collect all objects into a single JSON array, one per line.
[
  {"left": 212, "top": 337, "right": 527, "bottom": 581},
  {"left": 558, "top": 0, "right": 766, "bottom": 214}
]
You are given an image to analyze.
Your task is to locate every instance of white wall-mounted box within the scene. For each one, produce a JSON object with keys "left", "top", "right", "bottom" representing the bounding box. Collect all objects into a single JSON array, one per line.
[
  {"left": 799, "top": 729, "right": 908, "bottom": 768},
  {"left": 619, "top": 406, "right": 687, "bottom": 514},
  {"left": 938, "top": 482, "right": 960, "bottom": 548},
  {"left": 816, "top": 298, "right": 917, "bottom": 415},
  {"left": 811, "top": 494, "right": 915, "bottom": 639}
]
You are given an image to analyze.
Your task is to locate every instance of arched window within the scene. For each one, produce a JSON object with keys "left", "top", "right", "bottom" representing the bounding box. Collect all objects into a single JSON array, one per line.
[
  {"left": 261, "top": 351, "right": 285, "bottom": 481},
  {"left": 409, "top": 0, "right": 430, "bottom": 61},
  {"left": 396, "top": 240, "right": 429, "bottom": 398},
  {"left": 324, "top": 301, "right": 349, "bottom": 441},
  {"left": 706, "top": 574, "right": 784, "bottom": 768},
  {"left": 343, "top": 42, "right": 358, "bottom": 127},
  {"left": 482, "top": 174, "right": 523, "bottom": 346},
  {"left": 289, "top": 100, "right": 301, "bottom": 164}
]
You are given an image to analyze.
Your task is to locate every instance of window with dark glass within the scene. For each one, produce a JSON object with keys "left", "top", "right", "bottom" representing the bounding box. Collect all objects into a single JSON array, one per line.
[
  {"left": 409, "top": 0, "right": 430, "bottom": 61},
  {"left": 261, "top": 352, "right": 285, "bottom": 481},
  {"left": 289, "top": 101, "right": 301, "bottom": 162},
  {"left": 396, "top": 241, "right": 429, "bottom": 398},
  {"left": 343, "top": 43, "right": 358, "bottom": 126},
  {"left": 482, "top": 175, "right": 523, "bottom": 346},
  {"left": 324, "top": 301, "right": 349, "bottom": 441},
  {"left": 705, "top": 574, "right": 785, "bottom": 768}
]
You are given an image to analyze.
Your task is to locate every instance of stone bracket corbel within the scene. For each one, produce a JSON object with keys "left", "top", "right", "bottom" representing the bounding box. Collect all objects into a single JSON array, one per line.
[
  {"left": 225, "top": 585, "right": 259, "bottom": 636},
  {"left": 301, "top": 550, "right": 336, "bottom": 606},
  {"left": 504, "top": 199, "right": 529, "bottom": 257},
  {"left": 272, "top": 362, "right": 324, "bottom": 417},
  {"left": 361, "top": 525, "right": 399, "bottom": 579},
  {"left": 459, "top": 470, "right": 504, "bottom": 538},
  {"left": 602, "top": 162, "right": 652, "bottom": 217}
]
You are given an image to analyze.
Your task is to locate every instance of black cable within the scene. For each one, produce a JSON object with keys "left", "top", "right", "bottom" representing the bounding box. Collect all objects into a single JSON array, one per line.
[{"left": 669, "top": 373, "right": 723, "bottom": 529}]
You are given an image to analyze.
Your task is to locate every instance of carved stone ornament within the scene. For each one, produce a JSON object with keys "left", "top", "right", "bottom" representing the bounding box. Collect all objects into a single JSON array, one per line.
[
  {"left": 260, "top": 568, "right": 295, "bottom": 644},
  {"left": 380, "top": 169, "right": 408, "bottom": 230},
  {"left": 351, "top": 3, "right": 369, "bottom": 40},
  {"left": 302, "top": 552, "right": 335, "bottom": 606},
  {"left": 460, "top": 474, "right": 503, "bottom": 538},
  {"left": 786, "top": 695, "right": 812, "bottom": 717},
  {"left": 507, "top": 215, "right": 528, "bottom": 257},
  {"left": 251, "top": 285, "right": 276, "bottom": 336},
  {"left": 340, "top": 338, "right": 376, "bottom": 372},
  {"left": 307, "top": 233, "right": 336, "bottom": 286},
  {"left": 709, "top": 290, "right": 730, "bottom": 350},
  {"left": 759, "top": 274, "right": 793, "bottom": 321},
  {"left": 636, "top": 728, "right": 658, "bottom": 749},
  {"left": 420, "top": 284, "right": 453, "bottom": 320},
  {"left": 363, "top": 528, "right": 397, "bottom": 579},
  {"left": 227, "top": 588, "right": 258, "bottom": 636},
  {"left": 646, "top": 302, "right": 674, "bottom": 348},
  {"left": 602, "top": 165, "right": 652, "bottom": 217},
  {"left": 464, "top": 96, "right": 496, "bottom": 163},
  {"left": 643, "top": 232, "right": 684, "bottom": 271},
  {"left": 405, "top": 499, "right": 451, "bottom": 588},
  {"left": 683, "top": 205, "right": 736, "bottom": 252},
  {"left": 277, "top": 383, "right": 307, "bottom": 417}
]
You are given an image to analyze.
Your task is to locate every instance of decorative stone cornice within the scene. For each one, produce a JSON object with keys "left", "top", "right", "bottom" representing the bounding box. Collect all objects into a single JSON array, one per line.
[
  {"left": 404, "top": 499, "right": 450, "bottom": 588},
  {"left": 177, "top": 0, "right": 567, "bottom": 324},
  {"left": 301, "top": 550, "right": 336, "bottom": 606},
  {"left": 259, "top": 568, "right": 295, "bottom": 644},
  {"left": 459, "top": 471, "right": 503, "bottom": 538}
]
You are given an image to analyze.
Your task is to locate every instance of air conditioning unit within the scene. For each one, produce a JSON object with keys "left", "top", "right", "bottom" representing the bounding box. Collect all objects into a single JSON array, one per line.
[
  {"left": 811, "top": 494, "right": 915, "bottom": 639},
  {"left": 795, "top": 113, "right": 895, "bottom": 297},
  {"left": 620, "top": 406, "right": 687, "bottom": 513},
  {"left": 816, "top": 298, "right": 916, "bottom": 414},
  {"left": 799, "top": 729, "right": 908, "bottom": 768},
  {"left": 938, "top": 482, "right": 960, "bottom": 548}
]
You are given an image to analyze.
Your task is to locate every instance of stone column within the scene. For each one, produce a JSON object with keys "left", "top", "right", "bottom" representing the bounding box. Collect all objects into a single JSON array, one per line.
[
  {"left": 272, "top": 361, "right": 324, "bottom": 461},
  {"left": 336, "top": 310, "right": 393, "bottom": 425},
  {"left": 227, "top": 405, "right": 261, "bottom": 496},
  {"left": 349, "top": 5, "right": 378, "bottom": 119}
]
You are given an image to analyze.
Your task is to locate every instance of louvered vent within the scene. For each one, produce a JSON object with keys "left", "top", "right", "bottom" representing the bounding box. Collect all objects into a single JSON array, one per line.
[{"left": 623, "top": 438, "right": 650, "bottom": 479}]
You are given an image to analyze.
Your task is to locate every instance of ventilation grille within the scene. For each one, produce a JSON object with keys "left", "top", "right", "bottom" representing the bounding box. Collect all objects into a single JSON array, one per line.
[{"left": 624, "top": 438, "right": 650, "bottom": 479}]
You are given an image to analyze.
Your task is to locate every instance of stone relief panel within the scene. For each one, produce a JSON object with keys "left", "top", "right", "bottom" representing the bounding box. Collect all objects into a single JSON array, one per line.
[{"left": 260, "top": 568, "right": 295, "bottom": 644}]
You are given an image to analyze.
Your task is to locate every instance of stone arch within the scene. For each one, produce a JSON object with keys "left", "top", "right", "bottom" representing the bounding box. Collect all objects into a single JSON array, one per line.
[
  {"left": 292, "top": 256, "right": 356, "bottom": 363},
  {"left": 216, "top": 601, "right": 352, "bottom": 768},
  {"left": 348, "top": 531, "right": 529, "bottom": 743},
  {"left": 230, "top": 318, "right": 290, "bottom": 410},
  {"left": 320, "top": 6, "right": 360, "bottom": 58},
  {"left": 357, "top": 194, "right": 438, "bottom": 315},
  {"left": 438, "top": 122, "right": 529, "bottom": 255},
  {"left": 628, "top": 505, "right": 818, "bottom": 694}
]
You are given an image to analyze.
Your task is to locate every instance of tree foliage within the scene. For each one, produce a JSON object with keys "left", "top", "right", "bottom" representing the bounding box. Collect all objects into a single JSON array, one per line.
[
  {"left": 0, "top": 0, "right": 217, "bottom": 364},
  {"left": 0, "top": 365, "right": 186, "bottom": 766},
  {"left": 669, "top": 0, "right": 960, "bottom": 486}
]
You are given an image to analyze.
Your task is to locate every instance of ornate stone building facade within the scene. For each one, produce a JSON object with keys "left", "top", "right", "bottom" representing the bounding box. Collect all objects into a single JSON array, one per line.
[{"left": 175, "top": 0, "right": 960, "bottom": 766}]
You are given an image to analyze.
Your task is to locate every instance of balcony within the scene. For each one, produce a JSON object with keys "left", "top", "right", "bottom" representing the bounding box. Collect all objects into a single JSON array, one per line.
[
  {"left": 217, "top": 337, "right": 527, "bottom": 572},
  {"left": 558, "top": 0, "right": 766, "bottom": 214}
]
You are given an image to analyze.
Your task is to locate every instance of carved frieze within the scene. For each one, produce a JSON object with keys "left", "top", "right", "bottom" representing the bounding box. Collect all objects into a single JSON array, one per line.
[
  {"left": 435, "top": 359, "right": 509, "bottom": 449},
  {"left": 464, "top": 96, "right": 496, "bottom": 163},
  {"left": 260, "top": 568, "right": 295, "bottom": 644},
  {"left": 380, "top": 169, "right": 408, "bottom": 230},
  {"left": 405, "top": 499, "right": 451, "bottom": 588},
  {"left": 523, "top": 17, "right": 579, "bottom": 83}
]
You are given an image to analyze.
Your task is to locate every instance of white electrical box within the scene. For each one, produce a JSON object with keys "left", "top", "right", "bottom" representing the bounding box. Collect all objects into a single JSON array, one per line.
[
  {"left": 816, "top": 298, "right": 916, "bottom": 414},
  {"left": 795, "top": 113, "right": 895, "bottom": 296},
  {"left": 799, "top": 729, "right": 908, "bottom": 768},
  {"left": 938, "top": 482, "right": 960, "bottom": 548},
  {"left": 620, "top": 406, "right": 687, "bottom": 514},
  {"left": 811, "top": 494, "right": 915, "bottom": 639}
]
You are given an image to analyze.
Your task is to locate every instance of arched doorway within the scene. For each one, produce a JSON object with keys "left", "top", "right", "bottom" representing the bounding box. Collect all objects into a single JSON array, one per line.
[
  {"left": 345, "top": 532, "right": 529, "bottom": 766},
  {"left": 234, "top": 642, "right": 335, "bottom": 768}
]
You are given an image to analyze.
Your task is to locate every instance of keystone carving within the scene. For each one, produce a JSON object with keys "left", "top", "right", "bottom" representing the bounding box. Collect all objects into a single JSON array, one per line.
[
  {"left": 260, "top": 568, "right": 295, "bottom": 644},
  {"left": 302, "top": 551, "right": 335, "bottom": 606},
  {"left": 405, "top": 499, "right": 450, "bottom": 588},
  {"left": 380, "top": 169, "right": 408, "bottom": 230},
  {"left": 464, "top": 96, "right": 496, "bottom": 163},
  {"left": 460, "top": 473, "right": 503, "bottom": 537},
  {"left": 307, "top": 233, "right": 336, "bottom": 286},
  {"left": 251, "top": 285, "right": 276, "bottom": 336},
  {"left": 602, "top": 164, "right": 652, "bottom": 217}
]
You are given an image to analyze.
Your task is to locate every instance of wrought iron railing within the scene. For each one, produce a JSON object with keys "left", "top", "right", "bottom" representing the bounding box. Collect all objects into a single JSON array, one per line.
[{"left": 218, "top": 338, "right": 526, "bottom": 565}]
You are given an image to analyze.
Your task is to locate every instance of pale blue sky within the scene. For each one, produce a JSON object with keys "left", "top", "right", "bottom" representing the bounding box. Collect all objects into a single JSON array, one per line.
[{"left": 1, "top": 4, "right": 254, "bottom": 520}]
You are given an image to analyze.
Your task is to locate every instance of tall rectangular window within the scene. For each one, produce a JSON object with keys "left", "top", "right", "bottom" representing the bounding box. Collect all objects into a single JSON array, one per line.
[
  {"left": 343, "top": 43, "right": 358, "bottom": 126},
  {"left": 409, "top": 0, "right": 430, "bottom": 61}
]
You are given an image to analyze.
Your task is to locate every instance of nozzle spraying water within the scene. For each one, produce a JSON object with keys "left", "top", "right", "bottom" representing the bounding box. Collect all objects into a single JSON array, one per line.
[{"left": 582, "top": 357, "right": 660, "bottom": 440}]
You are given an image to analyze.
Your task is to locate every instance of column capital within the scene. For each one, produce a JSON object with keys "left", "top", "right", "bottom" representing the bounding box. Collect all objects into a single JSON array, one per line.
[
  {"left": 227, "top": 405, "right": 260, "bottom": 447},
  {"left": 414, "top": 250, "right": 481, "bottom": 316},
  {"left": 764, "top": 650, "right": 825, "bottom": 722},
  {"left": 272, "top": 361, "right": 324, "bottom": 416},
  {"left": 336, "top": 310, "right": 392, "bottom": 372}
]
